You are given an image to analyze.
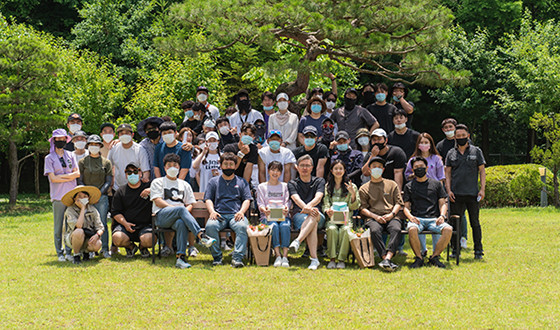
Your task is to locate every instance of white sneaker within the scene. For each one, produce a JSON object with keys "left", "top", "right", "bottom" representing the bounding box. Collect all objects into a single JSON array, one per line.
[
  {"left": 289, "top": 239, "right": 300, "bottom": 253},
  {"left": 336, "top": 261, "right": 346, "bottom": 269},
  {"left": 175, "top": 258, "right": 192, "bottom": 269},
  {"left": 188, "top": 246, "right": 199, "bottom": 257},
  {"left": 273, "top": 256, "right": 283, "bottom": 267},
  {"left": 281, "top": 257, "right": 290, "bottom": 268},
  {"left": 103, "top": 250, "right": 111, "bottom": 258},
  {"left": 58, "top": 255, "right": 66, "bottom": 262},
  {"left": 460, "top": 237, "right": 468, "bottom": 249},
  {"left": 65, "top": 254, "right": 73, "bottom": 262},
  {"left": 308, "top": 258, "right": 320, "bottom": 270},
  {"left": 327, "top": 260, "right": 337, "bottom": 269}
]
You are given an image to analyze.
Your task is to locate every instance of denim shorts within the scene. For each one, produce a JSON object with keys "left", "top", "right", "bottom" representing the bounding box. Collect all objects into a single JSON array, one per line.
[{"left": 406, "top": 217, "right": 451, "bottom": 234}]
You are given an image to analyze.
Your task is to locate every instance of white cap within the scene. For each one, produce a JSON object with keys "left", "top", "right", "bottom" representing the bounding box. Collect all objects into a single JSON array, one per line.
[
  {"left": 276, "top": 93, "right": 289, "bottom": 101},
  {"left": 203, "top": 119, "right": 215, "bottom": 128},
  {"left": 371, "top": 128, "right": 387, "bottom": 138},
  {"left": 206, "top": 131, "right": 219, "bottom": 140}
]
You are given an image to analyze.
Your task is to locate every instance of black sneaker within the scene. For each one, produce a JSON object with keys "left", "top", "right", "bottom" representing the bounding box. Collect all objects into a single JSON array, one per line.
[
  {"left": 429, "top": 255, "right": 446, "bottom": 268},
  {"left": 82, "top": 252, "right": 90, "bottom": 262},
  {"left": 378, "top": 258, "right": 394, "bottom": 271},
  {"left": 140, "top": 248, "right": 150, "bottom": 258},
  {"left": 421, "top": 250, "right": 427, "bottom": 259},
  {"left": 410, "top": 257, "right": 424, "bottom": 269},
  {"left": 474, "top": 250, "right": 484, "bottom": 260},
  {"left": 449, "top": 250, "right": 458, "bottom": 259},
  {"left": 126, "top": 244, "right": 138, "bottom": 258},
  {"left": 231, "top": 260, "right": 245, "bottom": 268},
  {"left": 73, "top": 255, "right": 82, "bottom": 264},
  {"left": 302, "top": 246, "right": 310, "bottom": 258},
  {"left": 212, "top": 258, "right": 223, "bottom": 266}
]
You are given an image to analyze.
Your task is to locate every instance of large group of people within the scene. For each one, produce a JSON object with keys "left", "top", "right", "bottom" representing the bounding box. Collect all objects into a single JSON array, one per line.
[{"left": 45, "top": 82, "right": 486, "bottom": 270}]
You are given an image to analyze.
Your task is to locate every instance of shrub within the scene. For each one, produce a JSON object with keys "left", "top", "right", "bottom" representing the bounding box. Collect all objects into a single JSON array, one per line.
[{"left": 483, "top": 164, "right": 554, "bottom": 207}]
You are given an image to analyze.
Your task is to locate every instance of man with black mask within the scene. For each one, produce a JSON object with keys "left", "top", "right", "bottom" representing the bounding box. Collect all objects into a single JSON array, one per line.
[
  {"left": 229, "top": 89, "right": 264, "bottom": 132},
  {"left": 138, "top": 116, "right": 164, "bottom": 181},
  {"left": 331, "top": 88, "right": 379, "bottom": 149},
  {"left": 361, "top": 83, "right": 377, "bottom": 108}
]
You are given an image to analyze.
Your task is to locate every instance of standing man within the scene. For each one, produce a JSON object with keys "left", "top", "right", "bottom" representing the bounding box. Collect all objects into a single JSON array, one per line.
[
  {"left": 390, "top": 82, "right": 415, "bottom": 127},
  {"left": 138, "top": 116, "right": 164, "bottom": 182},
  {"left": 366, "top": 83, "right": 398, "bottom": 133},
  {"left": 388, "top": 109, "right": 420, "bottom": 159},
  {"left": 223, "top": 123, "right": 259, "bottom": 184},
  {"left": 257, "top": 130, "right": 296, "bottom": 183},
  {"left": 436, "top": 118, "right": 458, "bottom": 159},
  {"left": 154, "top": 121, "right": 192, "bottom": 181},
  {"left": 229, "top": 89, "right": 264, "bottom": 132},
  {"left": 445, "top": 124, "right": 486, "bottom": 259},
  {"left": 331, "top": 88, "right": 379, "bottom": 148},
  {"left": 196, "top": 86, "right": 220, "bottom": 121},
  {"left": 65, "top": 113, "right": 83, "bottom": 152}
]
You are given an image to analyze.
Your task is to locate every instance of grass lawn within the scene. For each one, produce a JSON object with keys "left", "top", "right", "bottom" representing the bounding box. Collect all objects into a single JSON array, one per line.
[{"left": 1, "top": 195, "right": 559, "bottom": 328}]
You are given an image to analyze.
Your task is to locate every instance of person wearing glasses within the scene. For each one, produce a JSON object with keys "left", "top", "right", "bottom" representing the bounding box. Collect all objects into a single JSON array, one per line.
[
  {"left": 44, "top": 129, "right": 81, "bottom": 262},
  {"left": 257, "top": 130, "right": 296, "bottom": 183}
]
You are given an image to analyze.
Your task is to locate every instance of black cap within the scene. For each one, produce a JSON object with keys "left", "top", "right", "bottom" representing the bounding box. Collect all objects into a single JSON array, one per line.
[
  {"left": 86, "top": 134, "right": 103, "bottom": 145},
  {"left": 196, "top": 86, "right": 209, "bottom": 93},
  {"left": 344, "top": 88, "right": 358, "bottom": 97},
  {"left": 72, "top": 130, "right": 87, "bottom": 140},
  {"left": 368, "top": 156, "right": 386, "bottom": 167},
  {"left": 116, "top": 123, "right": 133, "bottom": 134},
  {"left": 302, "top": 125, "right": 318, "bottom": 136},
  {"left": 233, "top": 89, "right": 250, "bottom": 102},
  {"left": 67, "top": 113, "right": 82, "bottom": 123},
  {"left": 100, "top": 122, "right": 115, "bottom": 132},
  {"left": 137, "top": 117, "right": 163, "bottom": 137},
  {"left": 335, "top": 131, "right": 350, "bottom": 141}
]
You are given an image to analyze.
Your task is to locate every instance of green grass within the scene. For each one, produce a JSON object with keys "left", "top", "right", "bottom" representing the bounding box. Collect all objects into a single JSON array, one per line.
[{"left": 1, "top": 203, "right": 559, "bottom": 328}]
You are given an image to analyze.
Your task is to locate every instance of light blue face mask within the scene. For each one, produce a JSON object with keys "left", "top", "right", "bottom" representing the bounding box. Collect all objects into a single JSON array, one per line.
[
  {"left": 311, "top": 104, "right": 322, "bottom": 113},
  {"left": 269, "top": 140, "right": 281, "bottom": 151},
  {"left": 185, "top": 110, "right": 194, "bottom": 119},
  {"left": 393, "top": 95, "right": 401, "bottom": 102},
  {"left": 376, "top": 93, "right": 386, "bottom": 102},
  {"left": 127, "top": 173, "right": 140, "bottom": 185},
  {"left": 358, "top": 136, "right": 370, "bottom": 147},
  {"left": 263, "top": 105, "right": 274, "bottom": 111},
  {"left": 241, "top": 135, "right": 253, "bottom": 145},
  {"left": 337, "top": 143, "right": 348, "bottom": 152},
  {"left": 304, "top": 138, "right": 316, "bottom": 147}
]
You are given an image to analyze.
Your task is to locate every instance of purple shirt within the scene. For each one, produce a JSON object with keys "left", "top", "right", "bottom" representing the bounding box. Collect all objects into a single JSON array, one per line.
[
  {"left": 44, "top": 150, "right": 78, "bottom": 201},
  {"left": 405, "top": 154, "right": 445, "bottom": 181}
]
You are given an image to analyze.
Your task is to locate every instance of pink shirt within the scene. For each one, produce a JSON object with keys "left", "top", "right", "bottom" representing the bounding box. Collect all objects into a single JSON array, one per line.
[
  {"left": 256, "top": 182, "right": 291, "bottom": 220},
  {"left": 44, "top": 151, "right": 78, "bottom": 201}
]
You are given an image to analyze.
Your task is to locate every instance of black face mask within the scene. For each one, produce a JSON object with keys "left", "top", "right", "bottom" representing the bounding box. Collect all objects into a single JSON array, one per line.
[
  {"left": 363, "top": 91, "right": 375, "bottom": 106},
  {"left": 147, "top": 130, "right": 160, "bottom": 140},
  {"left": 54, "top": 140, "right": 67, "bottom": 149},
  {"left": 222, "top": 168, "right": 235, "bottom": 176},
  {"left": 413, "top": 167, "right": 427, "bottom": 178},
  {"left": 237, "top": 99, "right": 251, "bottom": 113},
  {"left": 255, "top": 124, "right": 266, "bottom": 139},
  {"left": 344, "top": 97, "right": 356, "bottom": 111},
  {"left": 374, "top": 142, "right": 385, "bottom": 151},
  {"left": 456, "top": 138, "right": 468, "bottom": 146}
]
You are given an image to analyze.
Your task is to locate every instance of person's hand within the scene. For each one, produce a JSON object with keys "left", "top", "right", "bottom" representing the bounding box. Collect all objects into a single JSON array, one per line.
[
  {"left": 345, "top": 182, "right": 356, "bottom": 197},
  {"left": 234, "top": 211, "right": 244, "bottom": 221},
  {"left": 209, "top": 211, "right": 221, "bottom": 221},
  {"left": 370, "top": 145, "right": 380, "bottom": 157},
  {"left": 141, "top": 175, "right": 150, "bottom": 183},
  {"left": 448, "top": 191, "right": 456, "bottom": 203},
  {"left": 140, "top": 188, "right": 150, "bottom": 198},
  {"left": 326, "top": 209, "right": 334, "bottom": 217},
  {"left": 123, "top": 222, "right": 136, "bottom": 233},
  {"left": 407, "top": 174, "right": 415, "bottom": 181},
  {"left": 88, "top": 233, "right": 100, "bottom": 245},
  {"left": 409, "top": 216, "right": 420, "bottom": 225},
  {"left": 230, "top": 127, "right": 237, "bottom": 136},
  {"left": 181, "top": 142, "right": 193, "bottom": 152},
  {"left": 381, "top": 212, "right": 394, "bottom": 222},
  {"left": 301, "top": 205, "right": 313, "bottom": 214},
  {"left": 478, "top": 189, "right": 485, "bottom": 202},
  {"left": 329, "top": 141, "right": 337, "bottom": 150},
  {"left": 436, "top": 216, "right": 445, "bottom": 226},
  {"left": 310, "top": 207, "right": 319, "bottom": 217},
  {"left": 283, "top": 206, "right": 289, "bottom": 216},
  {"left": 375, "top": 215, "right": 386, "bottom": 224},
  {"left": 109, "top": 140, "right": 119, "bottom": 149},
  {"left": 76, "top": 199, "right": 87, "bottom": 210},
  {"left": 239, "top": 144, "right": 250, "bottom": 155},
  {"left": 257, "top": 143, "right": 263, "bottom": 149},
  {"left": 263, "top": 206, "right": 271, "bottom": 217},
  {"left": 281, "top": 142, "right": 286, "bottom": 147}
]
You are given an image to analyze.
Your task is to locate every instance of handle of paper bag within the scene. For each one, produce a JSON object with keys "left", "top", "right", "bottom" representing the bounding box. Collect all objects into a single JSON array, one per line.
[{"left": 360, "top": 238, "right": 372, "bottom": 264}]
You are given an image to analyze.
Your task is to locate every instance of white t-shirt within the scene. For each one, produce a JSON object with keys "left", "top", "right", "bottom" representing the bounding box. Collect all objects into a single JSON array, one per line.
[
  {"left": 108, "top": 142, "right": 150, "bottom": 191},
  {"left": 150, "top": 176, "right": 196, "bottom": 214},
  {"left": 206, "top": 103, "right": 220, "bottom": 121},
  {"left": 258, "top": 146, "right": 296, "bottom": 182},
  {"left": 197, "top": 153, "right": 221, "bottom": 193},
  {"left": 73, "top": 150, "right": 89, "bottom": 163},
  {"left": 229, "top": 109, "right": 264, "bottom": 132}
]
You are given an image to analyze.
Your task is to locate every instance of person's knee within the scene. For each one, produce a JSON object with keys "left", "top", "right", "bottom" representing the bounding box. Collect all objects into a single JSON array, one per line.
[
  {"left": 140, "top": 234, "right": 153, "bottom": 247},
  {"left": 326, "top": 225, "right": 337, "bottom": 234},
  {"left": 112, "top": 232, "right": 127, "bottom": 246},
  {"left": 72, "top": 228, "right": 85, "bottom": 239}
]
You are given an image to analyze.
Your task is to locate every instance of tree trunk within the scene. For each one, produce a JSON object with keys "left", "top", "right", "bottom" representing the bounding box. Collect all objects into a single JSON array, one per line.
[
  {"left": 482, "top": 119, "right": 490, "bottom": 162},
  {"left": 8, "top": 139, "right": 19, "bottom": 207},
  {"left": 527, "top": 128, "right": 535, "bottom": 163},
  {"left": 554, "top": 166, "right": 559, "bottom": 207},
  {"left": 34, "top": 151, "right": 40, "bottom": 197}
]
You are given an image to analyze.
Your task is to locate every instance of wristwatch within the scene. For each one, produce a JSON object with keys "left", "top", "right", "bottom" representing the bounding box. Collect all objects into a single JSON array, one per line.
[{"left": 237, "top": 151, "right": 245, "bottom": 158}]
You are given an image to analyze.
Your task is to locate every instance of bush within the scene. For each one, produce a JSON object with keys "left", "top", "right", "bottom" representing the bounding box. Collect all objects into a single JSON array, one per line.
[{"left": 483, "top": 164, "right": 554, "bottom": 207}]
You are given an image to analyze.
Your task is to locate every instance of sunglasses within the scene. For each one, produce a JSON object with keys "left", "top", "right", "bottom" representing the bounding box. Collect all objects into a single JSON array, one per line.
[
  {"left": 322, "top": 124, "right": 334, "bottom": 129},
  {"left": 269, "top": 130, "right": 282, "bottom": 136},
  {"left": 125, "top": 169, "right": 139, "bottom": 175}
]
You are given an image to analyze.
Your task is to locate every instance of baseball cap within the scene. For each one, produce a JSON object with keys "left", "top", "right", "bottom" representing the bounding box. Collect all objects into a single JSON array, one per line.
[
  {"left": 302, "top": 125, "right": 318, "bottom": 136},
  {"left": 206, "top": 131, "right": 219, "bottom": 141},
  {"left": 335, "top": 131, "right": 350, "bottom": 141},
  {"left": 371, "top": 128, "right": 387, "bottom": 138},
  {"left": 269, "top": 130, "right": 282, "bottom": 139},
  {"left": 276, "top": 93, "right": 289, "bottom": 101},
  {"left": 67, "top": 113, "right": 82, "bottom": 123},
  {"left": 116, "top": 123, "right": 133, "bottom": 134}
]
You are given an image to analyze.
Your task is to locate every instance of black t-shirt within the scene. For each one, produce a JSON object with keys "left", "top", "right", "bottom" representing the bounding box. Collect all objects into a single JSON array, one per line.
[
  {"left": 388, "top": 128, "right": 420, "bottom": 159},
  {"left": 293, "top": 143, "right": 329, "bottom": 177},
  {"left": 436, "top": 138, "right": 455, "bottom": 160},
  {"left": 111, "top": 181, "right": 152, "bottom": 226},
  {"left": 403, "top": 177, "right": 447, "bottom": 218},
  {"left": 365, "top": 145, "right": 406, "bottom": 182},
  {"left": 223, "top": 142, "right": 259, "bottom": 178},
  {"left": 179, "top": 119, "right": 203, "bottom": 134},
  {"left": 288, "top": 176, "right": 325, "bottom": 214},
  {"left": 367, "top": 103, "right": 398, "bottom": 133},
  {"left": 393, "top": 100, "right": 415, "bottom": 128}
]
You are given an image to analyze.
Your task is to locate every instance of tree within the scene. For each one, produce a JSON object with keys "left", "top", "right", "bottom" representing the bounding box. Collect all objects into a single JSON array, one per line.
[
  {"left": 530, "top": 112, "right": 560, "bottom": 206},
  {"left": 158, "top": 0, "right": 466, "bottom": 98}
]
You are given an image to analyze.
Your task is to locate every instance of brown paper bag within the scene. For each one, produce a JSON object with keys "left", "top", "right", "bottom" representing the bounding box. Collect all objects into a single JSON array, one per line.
[
  {"left": 349, "top": 229, "right": 375, "bottom": 268},
  {"left": 247, "top": 226, "right": 272, "bottom": 266}
]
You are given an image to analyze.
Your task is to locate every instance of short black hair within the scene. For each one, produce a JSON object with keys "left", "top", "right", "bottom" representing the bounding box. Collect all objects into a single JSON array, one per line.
[
  {"left": 324, "top": 91, "right": 337, "bottom": 100},
  {"left": 192, "top": 102, "right": 206, "bottom": 112},
  {"left": 393, "top": 108, "right": 407, "bottom": 118},
  {"left": 410, "top": 156, "right": 428, "bottom": 167},
  {"left": 262, "top": 91, "right": 274, "bottom": 101},
  {"left": 268, "top": 160, "right": 283, "bottom": 172},
  {"left": 374, "top": 83, "right": 388, "bottom": 93},
  {"left": 220, "top": 152, "right": 238, "bottom": 165},
  {"left": 455, "top": 123, "right": 469, "bottom": 133},
  {"left": 216, "top": 116, "right": 230, "bottom": 126},
  {"left": 240, "top": 123, "right": 256, "bottom": 135},
  {"left": 441, "top": 118, "right": 457, "bottom": 127},
  {"left": 159, "top": 121, "right": 177, "bottom": 132},
  {"left": 163, "top": 153, "right": 181, "bottom": 166},
  {"left": 181, "top": 100, "right": 194, "bottom": 110}
]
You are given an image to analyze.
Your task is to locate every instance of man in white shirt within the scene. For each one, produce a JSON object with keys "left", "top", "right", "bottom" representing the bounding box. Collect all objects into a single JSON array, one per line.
[
  {"left": 150, "top": 153, "right": 216, "bottom": 269},
  {"left": 258, "top": 130, "right": 296, "bottom": 183},
  {"left": 196, "top": 86, "right": 220, "bottom": 121},
  {"left": 108, "top": 124, "right": 151, "bottom": 191},
  {"left": 228, "top": 89, "right": 264, "bottom": 132}
]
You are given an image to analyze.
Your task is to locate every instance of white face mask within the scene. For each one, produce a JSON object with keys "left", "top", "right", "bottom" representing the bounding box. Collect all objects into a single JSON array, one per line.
[
  {"left": 78, "top": 197, "right": 89, "bottom": 206},
  {"left": 277, "top": 101, "right": 289, "bottom": 111},
  {"left": 74, "top": 141, "right": 86, "bottom": 150},
  {"left": 69, "top": 124, "right": 82, "bottom": 134},
  {"left": 119, "top": 134, "right": 132, "bottom": 144},
  {"left": 219, "top": 126, "right": 230, "bottom": 135},
  {"left": 197, "top": 94, "right": 208, "bottom": 102},
  {"left": 358, "top": 137, "right": 370, "bottom": 147},
  {"left": 102, "top": 133, "right": 114, "bottom": 143},
  {"left": 208, "top": 142, "right": 219, "bottom": 151},
  {"left": 162, "top": 133, "right": 175, "bottom": 144},
  {"left": 395, "top": 123, "right": 406, "bottom": 130},
  {"left": 166, "top": 166, "right": 179, "bottom": 178},
  {"left": 371, "top": 167, "right": 383, "bottom": 179},
  {"left": 88, "top": 145, "right": 100, "bottom": 155},
  {"left": 326, "top": 101, "right": 336, "bottom": 109},
  {"left": 444, "top": 130, "right": 455, "bottom": 138}
]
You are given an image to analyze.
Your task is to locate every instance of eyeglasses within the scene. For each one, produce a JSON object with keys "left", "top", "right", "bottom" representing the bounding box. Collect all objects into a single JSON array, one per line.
[
  {"left": 125, "top": 169, "right": 139, "bottom": 175},
  {"left": 298, "top": 164, "right": 313, "bottom": 168}
]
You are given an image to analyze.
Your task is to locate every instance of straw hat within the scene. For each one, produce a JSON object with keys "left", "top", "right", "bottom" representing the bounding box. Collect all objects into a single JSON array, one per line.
[{"left": 61, "top": 185, "right": 101, "bottom": 207}]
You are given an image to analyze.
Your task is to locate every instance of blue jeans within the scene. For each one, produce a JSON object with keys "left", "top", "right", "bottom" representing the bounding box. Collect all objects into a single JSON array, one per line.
[
  {"left": 156, "top": 206, "right": 202, "bottom": 255},
  {"left": 53, "top": 200, "right": 71, "bottom": 256},
  {"left": 293, "top": 212, "right": 325, "bottom": 230},
  {"left": 93, "top": 194, "right": 109, "bottom": 251},
  {"left": 206, "top": 214, "right": 248, "bottom": 262},
  {"left": 262, "top": 218, "right": 291, "bottom": 249}
]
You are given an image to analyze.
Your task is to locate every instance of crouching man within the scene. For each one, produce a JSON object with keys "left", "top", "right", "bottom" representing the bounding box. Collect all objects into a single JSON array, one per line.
[
  {"left": 150, "top": 154, "right": 216, "bottom": 269},
  {"left": 404, "top": 157, "right": 452, "bottom": 268},
  {"left": 111, "top": 163, "right": 153, "bottom": 258},
  {"left": 62, "top": 186, "right": 104, "bottom": 264}
]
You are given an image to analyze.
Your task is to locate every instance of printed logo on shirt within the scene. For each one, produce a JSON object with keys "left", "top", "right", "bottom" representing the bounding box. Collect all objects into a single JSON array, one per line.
[
  {"left": 164, "top": 187, "right": 184, "bottom": 202},
  {"left": 385, "top": 160, "right": 394, "bottom": 166},
  {"left": 268, "top": 191, "right": 284, "bottom": 198}
]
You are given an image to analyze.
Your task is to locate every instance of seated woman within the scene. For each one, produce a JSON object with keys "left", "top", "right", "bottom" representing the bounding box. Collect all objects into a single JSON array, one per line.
[
  {"left": 323, "top": 160, "right": 360, "bottom": 269},
  {"left": 256, "top": 161, "right": 292, "bottom": 268},
  {"left": 62, "top": 185, "right": 104, "bottom": 264}
]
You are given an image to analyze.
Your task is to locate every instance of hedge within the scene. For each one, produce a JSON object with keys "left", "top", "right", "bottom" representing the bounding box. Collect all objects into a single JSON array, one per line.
[{"left": 483, "top": 164, "right": 555, "bottom": 208}]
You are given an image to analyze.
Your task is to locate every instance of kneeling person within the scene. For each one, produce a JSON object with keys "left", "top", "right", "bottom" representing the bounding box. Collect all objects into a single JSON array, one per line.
[
  {"left": 150, "top": 154, "right": 216, "bottom": 269},
  {"left": 111, "top": 163, "right": 153, "bottom": 258},
  {"left": 403, "top": 157, "right": 452, "bottom": 268},
  {"left": 62, "top": 186, "right": 104, "bottom": 264}
]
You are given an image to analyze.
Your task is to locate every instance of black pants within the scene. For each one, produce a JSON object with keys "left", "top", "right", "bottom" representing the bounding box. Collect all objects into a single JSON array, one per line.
[
  {"left": 450, "top": 195, "right": 483, "bottom": 252},
  {"left": 365, "top": 218, "right": 402, "bottom": 258}
]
